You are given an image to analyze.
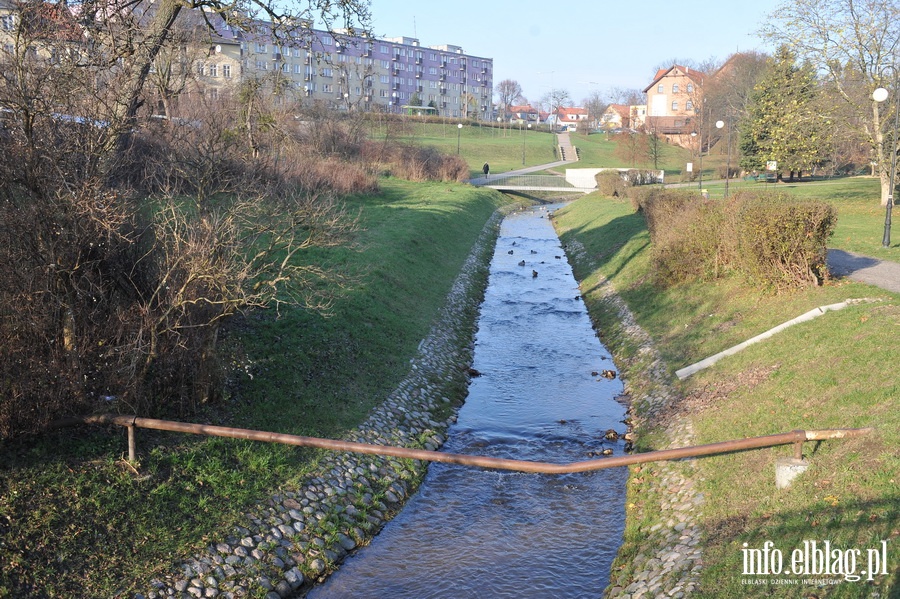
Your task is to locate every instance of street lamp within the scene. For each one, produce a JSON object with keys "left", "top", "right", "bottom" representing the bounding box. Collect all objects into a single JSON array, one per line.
[
  {"left": 457, "top": 123, "right": 463, "bottom": 154},
  {"left": 716, "top": 118, "right": 733, "bottom": 198},
  {"left": 873, "top": 85, "right": 898, "bottom": 247},
  {"left": 522, "top": 123, "right": 531, "bottom": 165}
]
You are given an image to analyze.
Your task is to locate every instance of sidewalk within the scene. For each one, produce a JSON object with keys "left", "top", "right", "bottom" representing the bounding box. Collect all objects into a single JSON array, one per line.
[{"left": 827, "top": 249, "right": 900, "bottom": 293}]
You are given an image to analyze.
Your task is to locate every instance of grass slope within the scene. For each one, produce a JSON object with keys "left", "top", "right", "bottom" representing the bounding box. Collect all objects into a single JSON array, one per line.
[
  {"left": 0, "top": 179, "right": 512, "bottom": 598},
  {"left": 553, "top": 188, "right": 898, "bottom": 598}
]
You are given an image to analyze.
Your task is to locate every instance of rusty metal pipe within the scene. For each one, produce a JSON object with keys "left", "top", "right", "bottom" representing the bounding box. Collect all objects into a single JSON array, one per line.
[{"left": 59, "top": 414, "right": 873, "bottom": 475}]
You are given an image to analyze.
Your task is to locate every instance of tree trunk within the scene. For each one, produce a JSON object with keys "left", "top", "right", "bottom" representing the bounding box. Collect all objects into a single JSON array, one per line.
[
  {"left": 880, "top": 168, "right": 893, "bottom": 207},
  {"left": 101, "top": 0, "right": 184, "bottom": 178}
]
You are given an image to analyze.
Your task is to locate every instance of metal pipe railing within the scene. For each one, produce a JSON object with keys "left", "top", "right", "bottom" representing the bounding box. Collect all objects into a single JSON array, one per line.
[{"left": 54, "top": 414, "right": 872, "bottom": 474}]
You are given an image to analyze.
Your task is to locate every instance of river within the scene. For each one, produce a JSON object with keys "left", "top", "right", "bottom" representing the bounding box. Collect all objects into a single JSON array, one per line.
[{"left": 308, "top": 204, "right": 628, "bottom": 598}]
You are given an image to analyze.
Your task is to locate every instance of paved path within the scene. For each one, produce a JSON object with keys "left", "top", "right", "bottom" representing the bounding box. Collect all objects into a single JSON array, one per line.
[
  {"left": 469, "top": 159, "right": 572, "bottom": 186},
  {"left": 827, "top": 249, "right": 900, "bottom": 294}
]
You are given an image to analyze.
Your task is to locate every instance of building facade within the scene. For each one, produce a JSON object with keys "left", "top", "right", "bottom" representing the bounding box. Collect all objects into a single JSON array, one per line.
[
  {"left": 0, "top": 2, "right": 493, "bottom": 120},
  {"left": 197, "top": 15, "right": 494, "bottom": 119},
  {"left": 643, "top": 64, "right": 704, "bottom": 139}
]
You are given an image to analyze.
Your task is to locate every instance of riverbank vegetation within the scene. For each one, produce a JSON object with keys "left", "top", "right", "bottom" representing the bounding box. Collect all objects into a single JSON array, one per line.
[
  {"left": 553, "top": 178, "right": 898, "bottom": 597},
  {"left": 0, "top": 56, "right": 512, "bottom": 593},
  {"left": 0, "top": 177, "right": 510, "bottom": 596}
]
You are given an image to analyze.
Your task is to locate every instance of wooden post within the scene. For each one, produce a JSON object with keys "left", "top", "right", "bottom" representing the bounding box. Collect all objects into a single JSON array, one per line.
[{"left": 127, "top": 425, "right": 136, "bottom": 463}]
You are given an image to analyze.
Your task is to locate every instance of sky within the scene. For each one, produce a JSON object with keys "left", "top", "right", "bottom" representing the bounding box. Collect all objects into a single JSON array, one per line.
[{"left": 367, "top": 0, "right": 787, "bottom": 106}]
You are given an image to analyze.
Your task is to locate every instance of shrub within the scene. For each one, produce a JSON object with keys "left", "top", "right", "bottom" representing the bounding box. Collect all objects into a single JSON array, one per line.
[
  {"left": 596, "top": 170, "right": 627, "bottom": 196},
  {"left": 624, "top": 169, "right": 659, "bottom": 186},
  {"left": 361, "top": 143, "right": 469, "bottom": 183},
  {"left": 732, "top": 193, "right": 836, "bottom": 291},
  {"left": 716, "top": 165, "right": 741, "bottom": 179},
  {"left": 640, "top": 190, "right": 729, "bottom": 284},
  {"left": 640, "top": 189, "right": 835, "bottom": 291}
]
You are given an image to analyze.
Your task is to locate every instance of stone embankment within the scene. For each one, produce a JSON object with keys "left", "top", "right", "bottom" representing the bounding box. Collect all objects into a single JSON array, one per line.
[
  {"left": 562, "top": 238, "right": 705, "bottom": 599},
  {"left": 135, "top": 209, "right": 506, "bottom": 599}
]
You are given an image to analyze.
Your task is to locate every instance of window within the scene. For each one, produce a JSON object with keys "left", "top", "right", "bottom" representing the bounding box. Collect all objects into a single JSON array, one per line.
[
  {"left": 380, "top": 75, "right": 389, "bottom": 84},
  {"left": 379, "top": 44, "right": 389, "bottom": 54},
  {"left": 381, "top": 60, "right": 390, "bottom": 69},
  {"left": 672, "top": 101, "right": 679, "bottom": 111},
  {"left": 281, "top": 63, "right": 289, "bottom": 73},
  {"left": 1, "top": 14, "right": 15, "bottom": 30},
  {"left": 687, "top": 83, "right": 694, "bottom": 93},
  {"left": 321, "top": 67, "right": 333, "bottom": 77},
  {"left": 255, "top": 43, "right": 267, "bottom": 53},
  {"left": 293, "top": 48, "right": 301, "bottom": 58},
  {"left": 223, "top": 64, "right": 231, "bottom": 78},
  {"left": 208, "top": 64, "right": 217, "bottom": 77},
  {"left": 685, "top": 100, "right": 693, "bottom": 111},
  {"left": 256, "top": 61, "right": 267, "bottom": 71},
  {"left": 672, "top": 84, "right": 679, "bottom": 93},
  {"left": 322, "top": 35, "right": 333, "bottom": 46},
  {"left": 323, "top": 83, "right": 333, "bottom": 92},
  {"left": 196, "top": 62, "right": 205, "bottom": 76},
  {"left": 657, "top": 84, "right": 664, "bottom": 93}
]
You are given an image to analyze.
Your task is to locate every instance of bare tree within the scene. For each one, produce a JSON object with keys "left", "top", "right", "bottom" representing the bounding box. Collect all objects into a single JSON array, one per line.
[
  {"left": 69, "top": 0, "right": 372, "bottom": 174},
  {"left": 582, "top": 90, "right": 607, "bottom": 130},
  {"left": 607, "top": 86, "right": 645, "bottom": 106},
  {"left": 495, "top": 78, "right": 524, "bottom": 119},
  {"left": 0, "top": 5, "right": 365, "bottom": 433},
  {"left": 539, "top": 88, "right": 572, "bottom": 124},
  {"left": 761, "top": 0, "right": 900, "bottom": 205}
]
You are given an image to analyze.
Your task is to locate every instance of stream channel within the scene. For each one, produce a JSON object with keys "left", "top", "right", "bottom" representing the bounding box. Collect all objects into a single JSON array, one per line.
[{"left": 308, "top": 204, "right": 628, "bottom": 598}]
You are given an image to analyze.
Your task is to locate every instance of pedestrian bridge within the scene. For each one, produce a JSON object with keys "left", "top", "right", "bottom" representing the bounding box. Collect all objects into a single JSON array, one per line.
[{"left": 474, "top": 174, "right": 596, "bottom": 194}]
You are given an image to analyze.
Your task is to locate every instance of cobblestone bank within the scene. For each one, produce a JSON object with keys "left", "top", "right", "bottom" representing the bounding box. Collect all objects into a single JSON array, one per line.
[
  {"left": 562, "top": 238, "right": 705, "bottom": 599},
  {"left": 135, "top": 209, "right": 507, "bottom": 599}
]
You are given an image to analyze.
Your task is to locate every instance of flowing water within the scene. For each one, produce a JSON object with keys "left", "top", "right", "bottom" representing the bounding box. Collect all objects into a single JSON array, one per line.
[{"left": 309, "top": 205, "right": 627, "bottom": 598}]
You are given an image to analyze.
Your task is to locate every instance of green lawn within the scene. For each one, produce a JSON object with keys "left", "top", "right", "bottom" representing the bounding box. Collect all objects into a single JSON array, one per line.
[
  {"left": 372, "top": 119, "right": 558, "bottom": 177},
  {"left": 553, "top": 191, "right": 898, "bottom": 598},
  {"left": 569, "top": 131, "right": 696, "bottom": 175},
  {"left": 380, "top": 121, "right": 701, "bottom": 179},
  {"left": 0, "top": 179, "right": 514, "bottom": 598}
]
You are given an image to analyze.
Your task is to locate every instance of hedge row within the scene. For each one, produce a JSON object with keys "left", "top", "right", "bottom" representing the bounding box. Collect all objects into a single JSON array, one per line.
[{"left": 633, "top": 189, "right": 836, "bottom": 292}]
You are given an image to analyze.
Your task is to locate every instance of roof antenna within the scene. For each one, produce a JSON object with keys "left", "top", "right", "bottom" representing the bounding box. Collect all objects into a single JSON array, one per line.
[{"left": 414, "top": 16, "right": 418, "bottom": 38}]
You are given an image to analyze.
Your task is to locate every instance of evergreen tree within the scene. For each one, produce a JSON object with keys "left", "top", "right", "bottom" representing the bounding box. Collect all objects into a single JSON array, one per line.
[{"left": 738, "top": 46, "right": 832, "bottom": 178}]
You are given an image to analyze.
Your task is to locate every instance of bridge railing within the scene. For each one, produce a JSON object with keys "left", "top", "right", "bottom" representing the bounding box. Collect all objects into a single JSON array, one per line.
[{"left": 482, "top": 174, "right": 577, "bottom": 189}]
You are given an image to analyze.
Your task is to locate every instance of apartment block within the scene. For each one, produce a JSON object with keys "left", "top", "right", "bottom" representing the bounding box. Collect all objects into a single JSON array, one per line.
[
  {"left": 0, "top": 1, "right": 493, "bottom": 119},
  {"left": 201, "top": 14, "right": 494, "bottom": 119}
]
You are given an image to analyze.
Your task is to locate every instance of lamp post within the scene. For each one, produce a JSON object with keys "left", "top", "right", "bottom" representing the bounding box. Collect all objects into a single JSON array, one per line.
[
  {"left": 457, "top": 122, "right": 463, "bottom": 154},
  {"left": 716, "top": 118, "right": 733, "bottom": 198},
  {"left": 522, "top": 123, "right": 531, "bottom": 166},
  {"left": 693, "top": 129, "right": 704, "bottom": 192},
  {"left": 873, "top": 85, "right": 898, "bottom": 247}
]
